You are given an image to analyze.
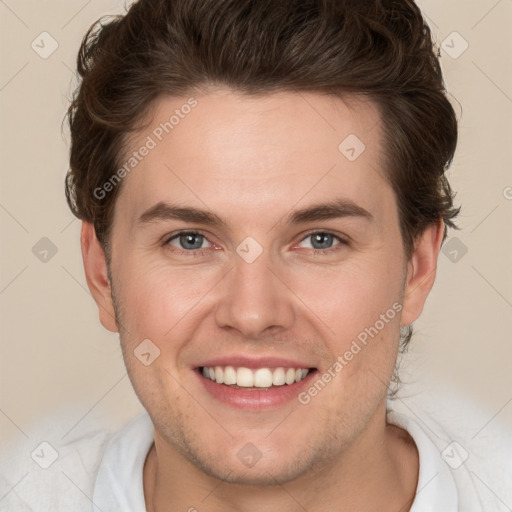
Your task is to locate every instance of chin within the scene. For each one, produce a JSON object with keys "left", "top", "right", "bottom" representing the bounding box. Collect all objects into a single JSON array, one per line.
[{"left": 194, "top": 455, "right": 317, "bottom": 487}]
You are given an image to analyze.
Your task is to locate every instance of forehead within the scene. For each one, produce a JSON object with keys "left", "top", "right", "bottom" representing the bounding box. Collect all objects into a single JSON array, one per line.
[{"left": 114, "top": 89, "right": 394, "bottom": 230}]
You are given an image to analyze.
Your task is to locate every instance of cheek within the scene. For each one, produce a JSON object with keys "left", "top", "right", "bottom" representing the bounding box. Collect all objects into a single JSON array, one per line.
[
  {"left": 115, "top": 258, "right": 219, "bottom": 341},
  {"left": 294, "top": 255, "right": 404, "bottom": 337},
  {"left": 292, "top": 251, "right": 405, "bottom": 393}
]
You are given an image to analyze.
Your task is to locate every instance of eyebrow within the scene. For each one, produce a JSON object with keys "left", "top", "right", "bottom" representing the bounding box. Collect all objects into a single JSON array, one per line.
[{"left": 137, "top": 198, "right": 373, "bottom": 228}]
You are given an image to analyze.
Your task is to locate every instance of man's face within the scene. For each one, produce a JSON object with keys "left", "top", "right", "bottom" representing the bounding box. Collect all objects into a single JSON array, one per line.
[{"left": 105, "top": 89, "right": 410, "bottom": 483}]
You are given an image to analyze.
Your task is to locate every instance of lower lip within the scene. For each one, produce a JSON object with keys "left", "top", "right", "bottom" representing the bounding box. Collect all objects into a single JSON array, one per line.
[{"left": 195, "top": 369, "right": 317, "bottom": 410}]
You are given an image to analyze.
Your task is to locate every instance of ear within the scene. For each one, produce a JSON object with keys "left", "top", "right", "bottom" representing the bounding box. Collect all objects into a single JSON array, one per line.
[
  {"left": 401, "top": 220, "right": 444, "bottom": 326},
  {"left": 81, "top": 221, "right": 118, "bottom": 333}
]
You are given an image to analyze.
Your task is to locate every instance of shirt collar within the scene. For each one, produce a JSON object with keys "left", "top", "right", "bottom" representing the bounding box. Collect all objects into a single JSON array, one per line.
[
  {"left": 92, "top": 412, "right": 153, "bottom": 512},
  {"left": 92, "top": 408, "right": 459, "bottom": 512},
  {"left": 386, "top": 408, "right": 459, "bottom": 511}
]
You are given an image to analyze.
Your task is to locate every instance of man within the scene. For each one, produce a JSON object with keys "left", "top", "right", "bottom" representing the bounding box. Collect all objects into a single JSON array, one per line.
[{"left": 0, "top": 0, "right": 500, "bottom": 510}]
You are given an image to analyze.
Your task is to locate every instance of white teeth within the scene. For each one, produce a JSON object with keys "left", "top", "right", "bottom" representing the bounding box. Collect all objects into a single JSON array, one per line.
[
  {"left": 272, "top": 367, "right": 286, "bottom": 386},
  {"left": 253, "top": 368, "right": 273, "bottom": 387},
  {"left": 223, "top": 366, "right": 237, "bottom": 385},
  {"left": 214, "top": 366, "right": 224, "bottom": 384},
  {"left": 236, "top": 367, "right": 254, "bottom": 387},
  {"left": 200, "top": 365, "right": 310, "bottom": 387},
  {"left": 285, "top": 368, "right": 296, "bottom": 385}
]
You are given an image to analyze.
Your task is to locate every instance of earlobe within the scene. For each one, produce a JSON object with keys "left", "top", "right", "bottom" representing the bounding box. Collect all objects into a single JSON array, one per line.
[
  {"left": 80, "top": 221, "right": 118, "bottom": 333},
  {"left": 400, "top": 220, "right": 444, "bottom": 326}
]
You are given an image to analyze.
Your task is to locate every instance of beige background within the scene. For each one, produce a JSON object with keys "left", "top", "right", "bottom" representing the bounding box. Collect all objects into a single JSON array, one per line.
[{"left": 0, "top": 0, "right": 511, "bottom": 493}]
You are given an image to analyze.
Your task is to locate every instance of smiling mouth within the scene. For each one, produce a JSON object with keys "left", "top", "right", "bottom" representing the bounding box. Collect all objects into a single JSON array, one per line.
[{"left": 198, "top": 365, "right": 316, "bottom": 390}]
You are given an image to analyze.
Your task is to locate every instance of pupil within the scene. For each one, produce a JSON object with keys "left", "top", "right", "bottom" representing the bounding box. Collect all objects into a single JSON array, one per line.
[
  {"left": 313, "top": 233, "right": 332, "bottom": 249},
  {"left": 181, "top": 234, "right": 202, "bottom": 249}
]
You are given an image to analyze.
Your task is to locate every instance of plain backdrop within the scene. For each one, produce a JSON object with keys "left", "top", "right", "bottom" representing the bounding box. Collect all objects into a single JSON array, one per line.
[{"left": 0, "top": 0, "right": 511, "bottom": 501}]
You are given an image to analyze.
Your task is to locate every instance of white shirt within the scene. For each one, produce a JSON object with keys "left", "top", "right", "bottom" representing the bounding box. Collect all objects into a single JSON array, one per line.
[{"left": 0, "top": 404, "right": 503, "bottom": 511}]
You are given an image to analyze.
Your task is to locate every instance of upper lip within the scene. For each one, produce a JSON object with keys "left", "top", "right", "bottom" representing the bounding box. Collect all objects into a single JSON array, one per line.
[{"left": 195, "top": 356, "right": 317, "bottom": 370}]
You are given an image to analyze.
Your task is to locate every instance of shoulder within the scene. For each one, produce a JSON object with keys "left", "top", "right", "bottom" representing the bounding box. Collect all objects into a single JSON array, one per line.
[
  {"left": 0, "top": 411, "right": 125, "bottom": 512},
  {"left": 387, "top": 392, "right": 512, "bottom": 512}
]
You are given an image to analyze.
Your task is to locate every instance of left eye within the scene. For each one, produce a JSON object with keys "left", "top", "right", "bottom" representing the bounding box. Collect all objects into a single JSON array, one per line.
[{"left": 298, "top": 232, "right": 343, "bottom": 251}]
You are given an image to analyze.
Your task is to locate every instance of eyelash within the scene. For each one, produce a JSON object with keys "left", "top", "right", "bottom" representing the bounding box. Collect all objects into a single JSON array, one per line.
[{"left": 163, "top": 230, "right": 349, "bottom": 258}]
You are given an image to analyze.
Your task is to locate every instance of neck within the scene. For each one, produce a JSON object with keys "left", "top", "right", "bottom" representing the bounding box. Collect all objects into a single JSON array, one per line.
[{"left": 143, "top": 403, "right": 418, "bottom": 512}]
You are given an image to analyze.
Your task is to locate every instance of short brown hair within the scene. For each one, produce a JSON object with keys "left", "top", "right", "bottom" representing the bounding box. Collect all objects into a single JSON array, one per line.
[{"left": 65, "top": 0, "right": 460, "bottom": 351}]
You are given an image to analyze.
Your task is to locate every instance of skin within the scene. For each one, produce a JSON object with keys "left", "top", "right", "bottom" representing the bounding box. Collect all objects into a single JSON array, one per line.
[{"left": 82, "top": 89, "right": 444, "bottom": 512}]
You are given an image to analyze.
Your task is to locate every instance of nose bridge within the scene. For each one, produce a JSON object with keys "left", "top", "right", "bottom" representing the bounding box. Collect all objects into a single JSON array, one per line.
[{"left": 214, "top": 246, "right": 295, "bottom": 338}]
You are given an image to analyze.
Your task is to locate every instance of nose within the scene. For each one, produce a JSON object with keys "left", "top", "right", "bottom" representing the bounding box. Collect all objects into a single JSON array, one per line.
[{"left": 213, "top": 251, "right": 296, "bottom": 340}]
